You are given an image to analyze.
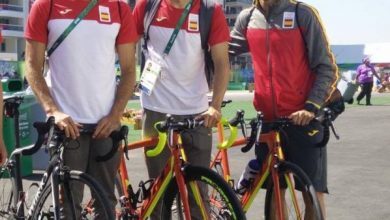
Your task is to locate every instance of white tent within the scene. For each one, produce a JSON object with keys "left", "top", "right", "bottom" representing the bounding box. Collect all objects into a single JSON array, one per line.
[{"left": 331, "top": 43, "right": 390, "bottom": 65}]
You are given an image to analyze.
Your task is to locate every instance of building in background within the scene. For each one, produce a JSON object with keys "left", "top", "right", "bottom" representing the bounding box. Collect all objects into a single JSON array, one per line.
[
  {"left": 0, "top": 0, "right": 29, "bottom": 61},
  {"left": 12, "top": 0, "right": 390, "bottom": 91},
  {"left": 224, "top": 0, "right": 252, "bottom": 89}
]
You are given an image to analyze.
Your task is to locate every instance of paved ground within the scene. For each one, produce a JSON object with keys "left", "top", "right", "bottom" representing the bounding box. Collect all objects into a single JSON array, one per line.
[{"left": 6, "top": 91, "right": 390, "bottom": 219}]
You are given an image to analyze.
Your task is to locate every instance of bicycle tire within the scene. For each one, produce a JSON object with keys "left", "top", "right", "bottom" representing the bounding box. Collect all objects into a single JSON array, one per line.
[
  {"left": 161, "top": 165, "right": 246, "bottom": 220},
  {"left": 0, "top": 168, "right": 13, "bottom": 218},
  {"left": 31, "top": 170, "right": 115, "bottom": 220},
  {"left": 264, "top": 161, "right": 323, "bottom": 220}
]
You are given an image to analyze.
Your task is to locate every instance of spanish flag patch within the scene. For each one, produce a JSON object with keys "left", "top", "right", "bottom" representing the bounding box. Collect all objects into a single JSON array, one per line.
[
  {"left": 188, "top": 13, "right": 199, "bottom": 32},
  {"left": 283, "top": 12, "right": 295, "bottom": 29},
  {"left": 99, "top": 5, "right": 111, "bottom": 23}
]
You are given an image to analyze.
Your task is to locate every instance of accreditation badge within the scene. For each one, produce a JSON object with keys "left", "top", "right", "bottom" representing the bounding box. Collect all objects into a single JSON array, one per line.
[
  {"left": 283, "top": 12, "right": 295, "bottom": 29},
  {"left": 140, "top": 59, "right": 162, "bottom": 96}
]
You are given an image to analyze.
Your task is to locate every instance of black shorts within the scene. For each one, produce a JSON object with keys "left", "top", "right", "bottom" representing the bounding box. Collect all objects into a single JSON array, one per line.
[{"left": 255, "top": 120, "right": 328, "bottom": 193}]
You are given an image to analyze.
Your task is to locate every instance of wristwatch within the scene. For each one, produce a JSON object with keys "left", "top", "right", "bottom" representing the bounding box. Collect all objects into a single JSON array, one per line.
[{"left": 304, "top": 103, "right": 319, "bottom": 115}]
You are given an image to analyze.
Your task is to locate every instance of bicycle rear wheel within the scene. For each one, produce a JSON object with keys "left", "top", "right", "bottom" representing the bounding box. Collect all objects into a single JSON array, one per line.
[
  {"left": 31, "top": 170, "right": 114, "bottom": 220},
  {"left": 0, "top": 167, "right": 13, "bottom": 218},
  {"left": 161, "top": 165, "right": 246, "bottom": 220},
  {"left": 264, "top": 161, "right": 323, "bottom": 220}
]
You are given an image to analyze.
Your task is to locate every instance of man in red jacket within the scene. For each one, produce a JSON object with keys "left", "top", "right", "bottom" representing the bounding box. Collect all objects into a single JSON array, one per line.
[{"left": 230, "top": 0, "right": 339, "bottom": 218}]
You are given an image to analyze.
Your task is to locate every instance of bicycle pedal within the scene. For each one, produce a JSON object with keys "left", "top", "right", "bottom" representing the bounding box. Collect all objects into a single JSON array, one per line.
[{"left": 119, "top": 195, "right": 130, "bottom": 208}]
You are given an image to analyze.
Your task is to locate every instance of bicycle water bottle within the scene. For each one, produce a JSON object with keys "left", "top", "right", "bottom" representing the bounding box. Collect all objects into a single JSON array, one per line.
[{"left": 235, "top": 159, "right": 260, "bottom": 194}]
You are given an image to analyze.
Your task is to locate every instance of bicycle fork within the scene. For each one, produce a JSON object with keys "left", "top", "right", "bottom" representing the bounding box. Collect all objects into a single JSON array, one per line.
[
  {"left": 270, "top": 132, "right": 303, "bottom": 220},
  {"left": 270, "top": 132, "right": 286, "bottom": 220}
]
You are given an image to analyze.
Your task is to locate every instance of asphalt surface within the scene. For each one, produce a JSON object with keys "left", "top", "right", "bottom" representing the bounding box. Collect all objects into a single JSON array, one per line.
[{"left": 7, "top": 91, "right": 390, "bottom": 220}]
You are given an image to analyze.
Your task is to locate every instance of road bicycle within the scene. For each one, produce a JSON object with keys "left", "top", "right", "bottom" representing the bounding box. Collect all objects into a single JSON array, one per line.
[
  {"left": 211, "top": 107, "right": 339, "bottom": 220},
  {"left": 0, "top": 95, "right": 127, "bottom": 219},
  {"left": 115, "top": 115, "right": 246, "bottom": 219}
]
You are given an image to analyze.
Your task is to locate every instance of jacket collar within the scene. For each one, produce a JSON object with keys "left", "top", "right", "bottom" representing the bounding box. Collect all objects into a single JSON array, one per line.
[{"left": 266, "top": 0, "right": 292, "bottom": 18}]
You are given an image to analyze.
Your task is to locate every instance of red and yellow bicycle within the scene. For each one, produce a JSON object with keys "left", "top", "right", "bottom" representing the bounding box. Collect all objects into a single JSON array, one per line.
[
  {"left": 115, "top": 115, "right": 246, "bottom": 220},
  {"left": 210, "top": 107, "right": 338, "bottom": 220}
]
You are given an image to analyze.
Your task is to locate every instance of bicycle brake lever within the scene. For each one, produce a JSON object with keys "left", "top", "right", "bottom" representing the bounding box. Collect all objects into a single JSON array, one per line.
[
  {"left": 124, "top": 132, "right": 129, "bottom": 160},
  {"left": 240, "top": 119, "right": 247, "bottom": 138},
  {"left": 329, "top": 121, "right": 340, "bottom": 140}
]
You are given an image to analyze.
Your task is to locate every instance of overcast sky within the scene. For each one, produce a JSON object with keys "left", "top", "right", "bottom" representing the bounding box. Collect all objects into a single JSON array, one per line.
[{"left": 302, "top": 0, "right": 390, "bottom": 45}]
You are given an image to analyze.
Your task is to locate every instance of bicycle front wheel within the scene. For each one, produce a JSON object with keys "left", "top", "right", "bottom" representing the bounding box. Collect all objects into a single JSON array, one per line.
[
  {"left": 0, "top": 167, "right": 13, "bottom": 218},
  {"left": 161, "top": 165, "right": 246, "bottom": 220},
  {"left": 31, "top": 170, "right": 115, "bottom": 220},
  {"left": 264, "top": 161, "right": 323, "bottom": 220}
]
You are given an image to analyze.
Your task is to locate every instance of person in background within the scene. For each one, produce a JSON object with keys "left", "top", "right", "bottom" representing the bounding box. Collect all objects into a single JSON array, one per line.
[
  {"left": 229, "top": 0, "right": 339, "bottom": 218},
  {"left": 0, "top": 84, "right": 7, "bottom": 166},
  {"left": 356, "top": 57, "right": 380, "bottom": 105},
  {"left": 377, "top": 72, "right": 389, "bottom": 93}
]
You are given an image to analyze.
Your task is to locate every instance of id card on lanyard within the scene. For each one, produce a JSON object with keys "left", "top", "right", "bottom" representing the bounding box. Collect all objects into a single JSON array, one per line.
[
  {"left": 140, "top": 0, "right": 193, "bottom": 96},
  {"left": 140, "top": 59, "right": 162, "bottom": 96}
]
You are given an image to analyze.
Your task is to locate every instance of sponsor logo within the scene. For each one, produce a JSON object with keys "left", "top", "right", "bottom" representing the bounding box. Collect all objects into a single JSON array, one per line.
[
  {"left": 308, "top": 129, "right": 319, "bottom": 136},
  {"left": 156, "top": 16, "right": 167, "bottom": 22},
  {"left": 59, "top": 9, "right": 72, "bottom": 15}
]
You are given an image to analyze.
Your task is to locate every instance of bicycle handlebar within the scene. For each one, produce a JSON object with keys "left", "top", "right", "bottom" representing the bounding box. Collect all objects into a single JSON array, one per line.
[
  {"left": 208, "top": 99, "right": 232, "bottom": 108},
  {"left": 241, "top": 108, "right": 340, "bottom": 153},
  {"left": 240, "top": 117, "right": 261, "bottom": 153},
  {"left": 221, "top": 99, "right": 232, "bottom": 108},
  {"left": 154, "top": 117, "right": 204, "bottom": 133},
  {"left": 9, "top": 116, "right": 55, "bottom": 158},
  {"left": 217, "top": 110, "right": 245, "bottom": 149},
  {"left": 95, "top": 126, "right": 129, "bottom": 162},
  {"left": 52, "top": 125, "right": 129, "bottom": 162},
  {"left": 146, "top": 115, "right": 204, "bottom": 157}
]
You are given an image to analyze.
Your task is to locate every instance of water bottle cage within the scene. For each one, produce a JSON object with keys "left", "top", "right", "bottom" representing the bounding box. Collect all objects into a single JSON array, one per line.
[{"left": 138, "top": 179, "right": 154, "bottom": 202}]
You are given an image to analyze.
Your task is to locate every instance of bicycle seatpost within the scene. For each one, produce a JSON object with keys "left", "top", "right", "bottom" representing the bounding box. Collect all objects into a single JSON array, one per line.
[{"left": 3, "top": 96, "right": 24, "bottom": 149}]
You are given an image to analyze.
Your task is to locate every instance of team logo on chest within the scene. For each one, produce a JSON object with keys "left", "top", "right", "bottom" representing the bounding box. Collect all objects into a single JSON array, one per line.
[
  {"left": 188, "top": 13, "right": 199, "bottom": 32},
  {"left": 282, "top": 12, "right": 295, "bottom": 29},
  {"left": 99, "top": 5, "right": 111, "bottom": 23}
]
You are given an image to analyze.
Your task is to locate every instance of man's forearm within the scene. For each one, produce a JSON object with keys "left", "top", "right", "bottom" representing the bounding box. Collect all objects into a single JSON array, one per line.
[
  {"left": 110, "top": 68, "right": 136, "bottom": 117},
  {"left": 25, "top": 40, "right": 58, "bottom": 114},
  {"left": 210, "top": 60, "right": 230, "bottom": 110},
  {"left": 111, "top": 43, "right": 137, "bottom": 117},
  {"left": 26, "top": 70, "right": 58, "bottom": 114},
  {"left": 210, "top": 42, "right": 230, "bottom": 110}
]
